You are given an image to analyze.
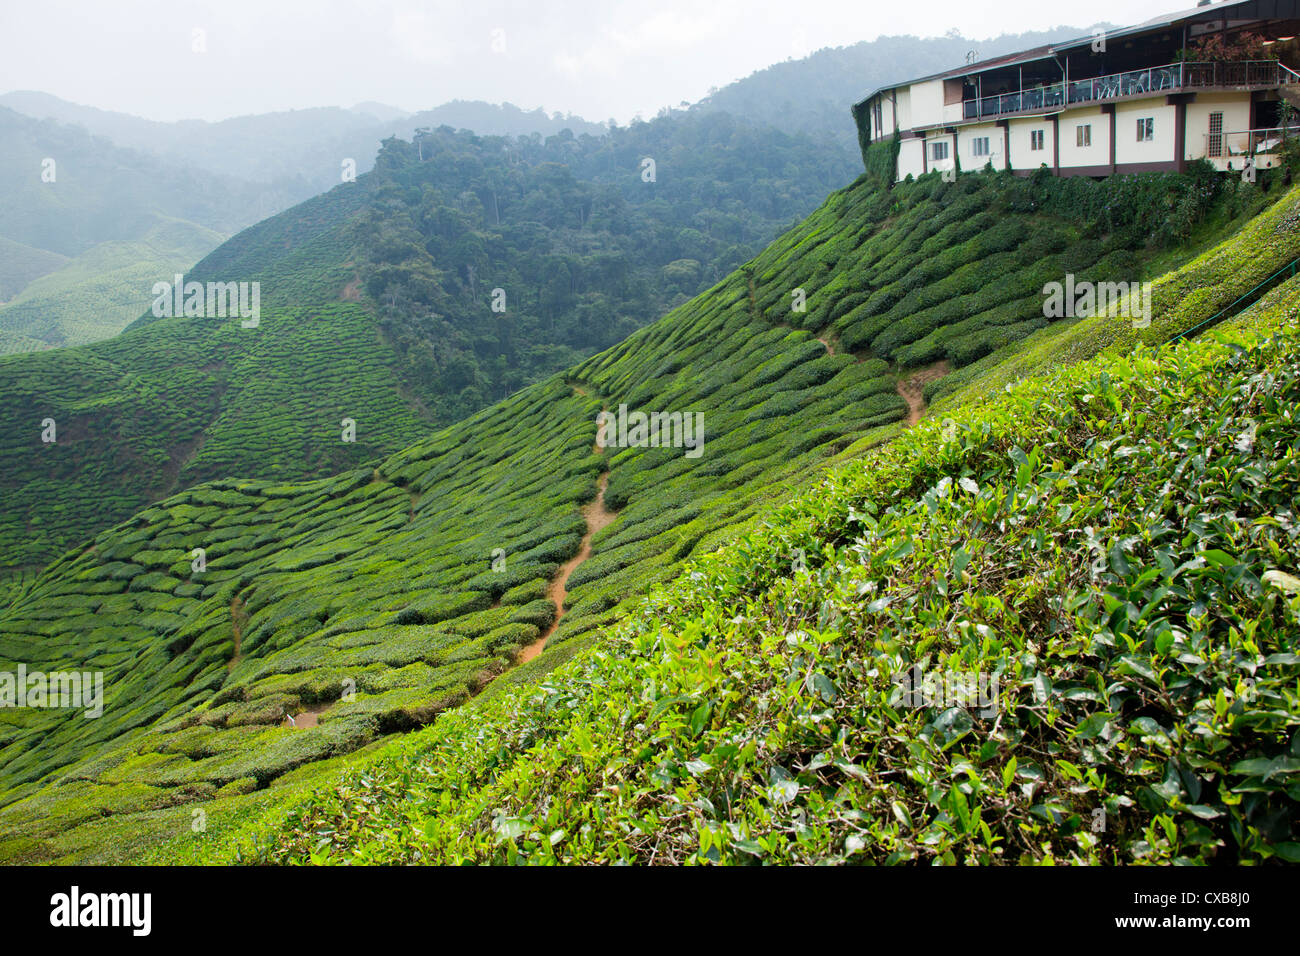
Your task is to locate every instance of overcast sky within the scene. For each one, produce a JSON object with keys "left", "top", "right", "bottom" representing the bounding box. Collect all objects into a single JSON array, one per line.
[{"left": 0, "top": 0, "right": 1189, "bottom": 123}]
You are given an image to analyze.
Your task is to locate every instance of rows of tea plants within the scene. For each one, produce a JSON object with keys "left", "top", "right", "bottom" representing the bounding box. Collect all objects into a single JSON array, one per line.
[
  {"left": 241, "top": 284, "right": 1300, "bottom": 865},
  {"left": 0, "top": 242, "right": 920, "bottom": 861},
  {"left": 0, "top": 157, "right": 1275, "bottom": 584},
  {"left": 1, "top": 170, "right": 1294, "bottom": 863}
]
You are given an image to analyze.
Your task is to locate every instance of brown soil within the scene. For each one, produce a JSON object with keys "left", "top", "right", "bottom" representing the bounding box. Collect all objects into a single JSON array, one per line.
[
  {"left": 282, "top": 699, "right": 333, "bottom": 729},
  {"left": 517, "top": 417, "right": 615, "bottom": 663},
  {"left": 895, "top": 360, "right": 951, "bottom": 427}
]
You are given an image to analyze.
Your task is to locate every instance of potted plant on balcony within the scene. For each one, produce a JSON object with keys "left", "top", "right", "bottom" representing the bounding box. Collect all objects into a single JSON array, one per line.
[{"left": 1183, "top": 31, "right": 1276, "bottom": 62}]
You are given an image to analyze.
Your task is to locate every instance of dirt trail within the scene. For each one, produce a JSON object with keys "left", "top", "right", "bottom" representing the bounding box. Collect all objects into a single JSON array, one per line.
[
  {"left": 280, "top": 393, "right": 616, "bottom": 729},
  {"left": 282, "top": 699, "right": 332, "bottom": 729},
  {"left": 895, "top": 360, "right": 952, "bottom": 427},
  {"left": 518, "top": 415, "right": 615, "bottom": 664}
]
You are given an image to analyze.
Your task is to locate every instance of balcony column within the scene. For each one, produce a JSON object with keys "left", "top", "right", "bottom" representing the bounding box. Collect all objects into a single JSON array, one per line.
[
  {"left": 1168, "top": 92, "right": 1192, "bottom": 173},
  {"left": 1051, "top": 114, "right": 1060, "bottom": 175},
  {"left": 1103, "top": 104, "right": 1116, "bottom": 174}
]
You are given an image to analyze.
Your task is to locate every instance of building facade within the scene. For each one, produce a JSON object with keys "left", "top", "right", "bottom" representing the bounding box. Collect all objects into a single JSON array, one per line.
[{"left": 855, "top": 0, "right": 1300, "bottom": 181}]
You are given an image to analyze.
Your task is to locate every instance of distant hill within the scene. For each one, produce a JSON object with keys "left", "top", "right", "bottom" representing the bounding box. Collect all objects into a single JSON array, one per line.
[
  {"left": 0, "top": 92, "right": 607, "bottom": 195},
  {"left": 349, "top": 101, "right": 411, "bottom": 123},
  {"left": 406, "top": 101, "right": 607, "bottom": 139},
  {"left": 0, "top": 113, "right": 857, "bottom": 575},
  {"left": 0, "top": 219, "right": 224, "bottom": 352},
  {"left": 0, "top": 106, "right": 302, "bottom": 350},
  {"left": 0, "top": 107, "right": 274, "bottom": 256},
  {"left": 0, "top": 236, "right": 66, "bottom": 304},
  {"left": 692, "top": 28, "right": 1114, "bottom": 146}
]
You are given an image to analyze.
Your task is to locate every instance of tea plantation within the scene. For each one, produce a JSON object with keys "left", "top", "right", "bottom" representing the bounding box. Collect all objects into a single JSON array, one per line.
[
  {"left": 0, "top": 163, "right": 1297, "bottom": 863},
  {"left": 244, "top": 281, "right": 1300, "bottom": 865},
  {"left": 0, "top": 119, "right": 850, "bottom": 582}
]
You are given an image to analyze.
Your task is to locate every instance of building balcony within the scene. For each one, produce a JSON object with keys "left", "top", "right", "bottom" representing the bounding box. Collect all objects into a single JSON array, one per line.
[
  {"left": 962, "top": 60, "right": 1300, "bottom": 122},
  {"left": 1211, "top": 125, "right": 1299, "bottom": 155},
  {"left": 1199, "top": 125, "right": 1300, "bottom": 171}
]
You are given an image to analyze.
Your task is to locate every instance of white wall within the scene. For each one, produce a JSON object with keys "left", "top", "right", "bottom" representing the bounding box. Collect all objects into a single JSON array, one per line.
[
  {"left": 883, "top": 96, "right": 897, "bottom": 138},
  {"left": 1058, "top": 106, "right": 1109, "bottom": 169},
  {"left": 1185, "top": 92, "right": 1253, "bottom": 161},
  {"left": 958, "top": 122, "right": 1007, "bottom": 171},
  {"left": 898, "top": 138, "right": 926, "bottom": 180},
  {"left": 1007, "top": 117, "right": 1054, "bottom": 172},
  {"left": 1115, "top": 100, "right": 1177, "bottom": 166},
  {"left": 895, "top": 88, "right": 912, "bottom": 133},
  {"left": 909, "top": 80, "right": 946, "bottom": 129}
]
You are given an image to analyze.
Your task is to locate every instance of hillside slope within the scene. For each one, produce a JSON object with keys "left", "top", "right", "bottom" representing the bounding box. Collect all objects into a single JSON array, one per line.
[
  {"left": 0, "top": 236, "right": 67, "bottom": 303},
  {"left": 0, "top": 116, "right": 853, "bottom": 579},
  {"left": 249, "top": 285, "right": 1300, "bottom": 865},
  {"left": 0, "top": 220, "right": 225, "bottom": 352},
  {"left": 0, "top": 167, "right": 1297, "bottom": 863}
]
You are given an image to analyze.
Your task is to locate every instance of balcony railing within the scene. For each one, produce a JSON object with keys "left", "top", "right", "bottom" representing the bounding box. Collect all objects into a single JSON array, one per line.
[
  {"left": 1204, "top": 126, "right": 1299, "bottom": 158},
  {"left": 963, "top": 60, "right": 1300, "bottom": 121}
]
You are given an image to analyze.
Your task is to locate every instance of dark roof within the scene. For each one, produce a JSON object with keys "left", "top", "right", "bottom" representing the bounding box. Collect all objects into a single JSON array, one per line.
[
  {"left": 854, "top": 0, "right": 1291, "bottom": 107},
  {"left": 896, "top": 44, "right": 1058, "bottom": 87}
]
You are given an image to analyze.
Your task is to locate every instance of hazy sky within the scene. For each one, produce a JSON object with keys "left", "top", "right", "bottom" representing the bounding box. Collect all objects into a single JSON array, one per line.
[{"left": 0, "top": 0, "right": 1188, "bottom": 123}]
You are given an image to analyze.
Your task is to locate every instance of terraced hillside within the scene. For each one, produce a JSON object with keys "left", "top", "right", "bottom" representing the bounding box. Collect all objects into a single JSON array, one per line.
[
  {"left": 0, "top": 236, "right": 67, "bottom": 304},
  {"left": 247, "top": 282, "right": 1300, "bottom": 866},
  {"left": 1, "top": 163, "right": 1296, "bottom": 863},
  {"left": 0, "top": 219, "right": 225, "bottom": 353},
  {"left": 0, "top": 119, "right": 852, "bottom": 581}
]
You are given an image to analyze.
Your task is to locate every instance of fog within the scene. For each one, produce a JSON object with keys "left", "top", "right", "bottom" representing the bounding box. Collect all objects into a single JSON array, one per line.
[{"left": 0, "top": 0, "right": 1185, "bottom": 122}]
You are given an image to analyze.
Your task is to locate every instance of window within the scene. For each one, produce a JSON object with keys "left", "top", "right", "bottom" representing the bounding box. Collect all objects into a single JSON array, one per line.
[
  {"left": 971, "top": 136, "right": 991, "bottom": 157},
  {"left": 1136, "top": 117, "right": 1154, "bottom": 142},
  {"left": 873, "top": 102, "right": 884, "bottom": 139},
  {"left": 930, "top": 141, "right": 949, "bottom": 161},
  {"left": 1030, "top": 129, "right": 1045, "bottom": 151},
  {"left": 1208, "top": 111, "right": 1224, "bottom": 158},
  {"left": 1076, "top": 124, "right": 1092, "bottom": 148}
]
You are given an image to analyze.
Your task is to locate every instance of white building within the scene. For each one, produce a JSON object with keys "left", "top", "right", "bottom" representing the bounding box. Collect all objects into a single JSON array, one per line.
[{"left": 854, "top": 0, "right": 1300, "bottom": 181}]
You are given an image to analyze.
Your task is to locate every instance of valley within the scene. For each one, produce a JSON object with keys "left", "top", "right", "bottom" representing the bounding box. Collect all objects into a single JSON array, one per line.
[
  {"left": 1, "top": 3, "right": 1298, "bottom": 876},
  {"left": 0, "top": 155, "right": 1296, "bottom": 863}
]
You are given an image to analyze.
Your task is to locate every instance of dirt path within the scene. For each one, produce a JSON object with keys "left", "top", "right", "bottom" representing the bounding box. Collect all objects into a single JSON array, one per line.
[
  {"left": 518, "top": 414, "right": 615, "bottom": 663},
  {"left": 282, "top": 699, "right": 332, "bottom": 728},
  {"left": 810, "top": 329, "right": 949, "bottom": 428},
  {"left": 895, "top": 360, "right": 951, "bottom": 426},
  {"left": 279, "top": 392, "right": 616, "bottom": 729}
]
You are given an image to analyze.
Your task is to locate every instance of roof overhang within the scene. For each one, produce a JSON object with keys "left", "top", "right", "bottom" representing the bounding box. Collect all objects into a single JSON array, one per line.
[{"left": 853, "top": 0, "right": 1300, "bottom": 109}]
